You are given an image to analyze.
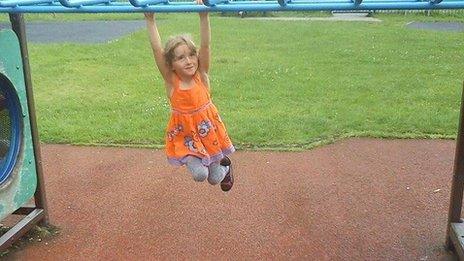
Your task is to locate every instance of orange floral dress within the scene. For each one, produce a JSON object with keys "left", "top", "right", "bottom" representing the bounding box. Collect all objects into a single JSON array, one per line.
[{"left": 165, "top": 72, "right": 235, "bottom": 166}]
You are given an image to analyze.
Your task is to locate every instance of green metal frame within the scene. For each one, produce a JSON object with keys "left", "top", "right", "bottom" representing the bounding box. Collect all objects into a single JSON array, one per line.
[{"left": 0, "top": 14, "right": 48, "bottom": 252}]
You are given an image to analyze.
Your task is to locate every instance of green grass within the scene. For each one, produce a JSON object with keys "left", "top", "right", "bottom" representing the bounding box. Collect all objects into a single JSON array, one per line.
[
  {"left": 7, "top": 13, "right": 464, "bottom": 150},
  {"left": 0, "top": 225, "right": 59, "bottom": 257},
  {"left": 374, "top": 10, "right": 464, "bottom": 21}
]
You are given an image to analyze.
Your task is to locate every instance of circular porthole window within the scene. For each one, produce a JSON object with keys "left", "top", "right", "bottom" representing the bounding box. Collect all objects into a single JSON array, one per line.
[{"left": 0, "top": 74, "right": 22, "bottom": 185}]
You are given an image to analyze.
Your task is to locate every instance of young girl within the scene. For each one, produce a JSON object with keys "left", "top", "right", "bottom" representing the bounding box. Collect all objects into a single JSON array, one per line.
[{"left": 144, "top": 8, "right": 235, "bottom": 191}]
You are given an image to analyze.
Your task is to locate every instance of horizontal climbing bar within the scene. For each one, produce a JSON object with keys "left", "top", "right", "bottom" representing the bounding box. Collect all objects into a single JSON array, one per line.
[
  {"left": 0, "top": 0, "right": 53, "bottom": 7},
  {"left": 58, "top": 0, "right": 110, "bottom": 7},
  {"left": 1, "top": 0, "right": 464, "bottom": 12},
  {"left": 128, "top": 0, "right": 168, "bottom": 7}
]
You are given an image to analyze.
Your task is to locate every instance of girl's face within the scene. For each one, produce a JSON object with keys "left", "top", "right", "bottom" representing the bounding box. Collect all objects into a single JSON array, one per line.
[{"left": 172, "top": 44, "right": 198, "bottom": 78}]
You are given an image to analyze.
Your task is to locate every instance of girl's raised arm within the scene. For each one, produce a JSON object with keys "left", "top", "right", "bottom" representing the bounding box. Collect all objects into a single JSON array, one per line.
[
  {"left": 197, "top": 2, "right": 211, "bottom": 76},
  {"left": 144, "top": 13, "right": 170, "bottom": 83}
]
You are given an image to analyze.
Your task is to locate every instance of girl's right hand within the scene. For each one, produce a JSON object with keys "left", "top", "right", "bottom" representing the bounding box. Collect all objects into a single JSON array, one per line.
[{"left": 144, "top": 12, "right": 154, "bottom": 21}]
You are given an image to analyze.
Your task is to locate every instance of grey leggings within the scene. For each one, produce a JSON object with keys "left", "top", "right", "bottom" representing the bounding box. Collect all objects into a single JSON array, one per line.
[{"left": 185, "top": 156, "right": 228, "bottom": 185}]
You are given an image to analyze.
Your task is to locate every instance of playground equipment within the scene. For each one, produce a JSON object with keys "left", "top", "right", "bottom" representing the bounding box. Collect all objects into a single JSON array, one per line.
[
  {"left": 0, "top": 0, "right": 464, "bottom": 12},
  {"left": 0, "top": 0, "right": 464, "bottom": 258},
  {"left": 0, "top": 14, "right": 48, "bottom": 252}
]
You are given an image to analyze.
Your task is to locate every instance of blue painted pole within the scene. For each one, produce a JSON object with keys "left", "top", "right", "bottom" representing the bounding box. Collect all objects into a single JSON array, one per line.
[
  {"left": 128, "top": 0, "right": 168, "bottom": 7},
  {"left": 0, "top": 0, "right": 53, "bottom": 7},
  {"left": 203, "top": 0, "right": 229, "bottom": 7},
  {"left": 58, "top": 0, "right": 110, "bottom": 8},
  {"left": 1, "top": 0, "right": 464, "bottom": 12}
]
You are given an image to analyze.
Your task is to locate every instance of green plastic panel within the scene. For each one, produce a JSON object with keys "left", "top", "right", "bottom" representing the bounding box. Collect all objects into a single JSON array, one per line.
[{"left": 0, "top": 29, "right": 37, "bottom": 221}]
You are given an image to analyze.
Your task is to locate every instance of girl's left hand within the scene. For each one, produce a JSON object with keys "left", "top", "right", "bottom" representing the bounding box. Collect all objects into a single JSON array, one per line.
[{"left": 197, "top": 0, "right": 208, "bottom": 16}]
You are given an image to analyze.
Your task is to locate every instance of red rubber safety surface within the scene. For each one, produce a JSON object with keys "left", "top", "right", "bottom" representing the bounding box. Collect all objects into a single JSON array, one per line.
[{"left": 4, "top": 138, "right": 459, "bottom": 260}]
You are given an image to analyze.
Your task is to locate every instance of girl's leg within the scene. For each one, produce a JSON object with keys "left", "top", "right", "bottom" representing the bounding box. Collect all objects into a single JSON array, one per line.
[
  {"left": 186, "top": 156, "right": 208, "bottom": 182},
  {"left": 207, "top": 161, "right": 229, "bottom": 185}
]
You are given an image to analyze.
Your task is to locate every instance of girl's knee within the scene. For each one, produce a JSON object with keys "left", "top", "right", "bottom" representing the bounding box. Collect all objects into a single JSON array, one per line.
[
  {"left": 186, "top": 156, "right": 208, "bottom": 182},
  {"left": 191, "top": 168, "right": 208, "bottom": 182},
  {"left": 207, "top": 174, "right": 221, "bottom": 185},
  {"left": 207, "top": 162, "right": 227, "bottom": 185}
]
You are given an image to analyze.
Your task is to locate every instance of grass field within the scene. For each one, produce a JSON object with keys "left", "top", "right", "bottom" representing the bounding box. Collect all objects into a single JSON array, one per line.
[{"left": 1, "top": 12, "right": 463, "bottom": 150}]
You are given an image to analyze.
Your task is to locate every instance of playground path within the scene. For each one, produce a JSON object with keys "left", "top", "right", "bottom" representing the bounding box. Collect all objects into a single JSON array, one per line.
[
  {"left": 406, "top": 21, "right": 464, "bottom": 32},
  {"left": 3, "top": 138, "right": 459, "bottom": 260},
  {"left": 0, "top": 20, "right": 146, "bottom": 43}
]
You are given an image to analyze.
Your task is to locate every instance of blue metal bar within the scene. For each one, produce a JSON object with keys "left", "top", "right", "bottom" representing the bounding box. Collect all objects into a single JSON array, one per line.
[
  {"left": 204, "top": 0, "right": 229, "bottom": 6},
  {"left": 277, "top": 0, "right": 290, "bottom": 6},
  {"left": 296, "top": 0, "right": 417, "bottom": 2},
  {"left": 128, "top": 0, "right": 167, "bottom": 7},
  {"left": 1, "top": 0, "right": 464, "bottom": 12},
  {"left": 30, "top": 0, "right": 461, "bottom": 6},
  {"left": 0, "top": 0, "right": 53, "bottom": 7},
  {"left": 58, "top": 0, "right": 110, "bottom": 7}
]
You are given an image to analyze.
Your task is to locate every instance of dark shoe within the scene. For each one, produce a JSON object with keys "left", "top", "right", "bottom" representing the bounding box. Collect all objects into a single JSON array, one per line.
[
  {"left": 220, "top": 164, "right": 233, "bottom": 192},
  {"left": 220, "top": 156, "right": 231, "bottom": 166}
]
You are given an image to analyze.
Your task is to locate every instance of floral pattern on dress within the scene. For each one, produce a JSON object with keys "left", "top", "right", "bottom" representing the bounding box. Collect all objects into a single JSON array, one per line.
[
  {"left": 184, "top": 136, "right": 197, "bottom": 152},
  {"left": 198, "top": 120, "right": 212, "bottom": 138},
  {"left": 165, "top": 73, "right": 235, "bottom": 166},
  {"left": 167, "top": 124, "right": 184, "bottom": 142}
]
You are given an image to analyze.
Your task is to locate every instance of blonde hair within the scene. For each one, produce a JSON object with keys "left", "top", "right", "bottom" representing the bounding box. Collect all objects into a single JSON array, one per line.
[{"left": 164, "top": 34, "right": 198, "bottom": 68}]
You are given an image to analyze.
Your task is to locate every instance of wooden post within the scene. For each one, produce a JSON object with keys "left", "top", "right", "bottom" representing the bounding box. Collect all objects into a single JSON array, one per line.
[{"left": 446, "top": 81, "right": 464, "bottom": 250}]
